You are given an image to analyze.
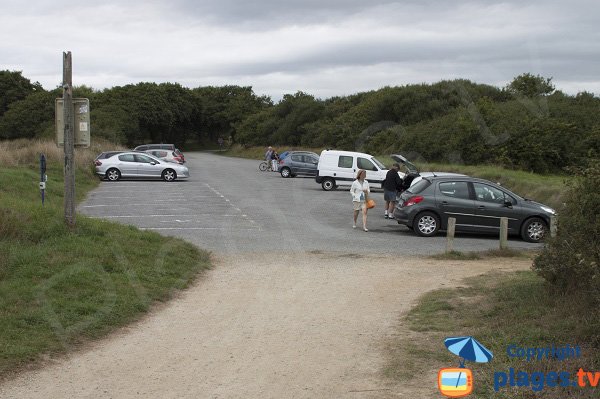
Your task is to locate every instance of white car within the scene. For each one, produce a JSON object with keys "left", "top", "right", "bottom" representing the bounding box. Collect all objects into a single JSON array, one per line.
[
  {"left": 94, "top": 152, "right": 190, "bottom": 182},
  {"left": 315, "top": 150, "right": 391, "bottom": 191}
]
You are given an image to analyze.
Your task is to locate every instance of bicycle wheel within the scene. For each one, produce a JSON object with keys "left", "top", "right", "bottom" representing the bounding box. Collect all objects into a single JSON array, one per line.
[{"left": 259, "top": 162, "right": 268, "bottom": 171}]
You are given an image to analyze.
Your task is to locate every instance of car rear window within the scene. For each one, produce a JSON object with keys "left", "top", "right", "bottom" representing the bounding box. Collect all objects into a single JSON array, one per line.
[
  {"left": 407, "top": 178, "right": 431, "bottom": 194},
  {"left": 439, "top": 181, "right": 470, "bottom": 200},
  {"left": 118, "top": 154, "right": 136, "bottom": 162}
]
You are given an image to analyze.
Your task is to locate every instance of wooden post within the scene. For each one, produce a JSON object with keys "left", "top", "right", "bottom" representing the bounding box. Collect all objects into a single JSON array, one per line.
[
  {"left": 550, "top": 216, "right": 557, "bottom": 238},
  {"left": 499, "top": 217, "right": 508, "bottom": 250},
  {"left": 63, "top": 51, "right": 76, "bottom": 227},
  {"left": 446, "top": 217, "right": 456, "bottom": 253}
]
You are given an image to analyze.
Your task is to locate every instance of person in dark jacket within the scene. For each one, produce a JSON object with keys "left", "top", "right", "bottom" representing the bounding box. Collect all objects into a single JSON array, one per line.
[{"left": 383, "top": 163, "right": 404, "bottom": 219}]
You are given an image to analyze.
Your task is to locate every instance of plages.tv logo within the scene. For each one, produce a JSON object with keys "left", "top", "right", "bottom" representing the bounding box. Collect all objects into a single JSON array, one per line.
[{"left": 438, "top": 336, "right": 493, "bottom": 398}]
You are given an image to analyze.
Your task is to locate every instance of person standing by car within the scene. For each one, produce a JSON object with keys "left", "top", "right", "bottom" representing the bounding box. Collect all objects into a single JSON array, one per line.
[
  {"left": 383, "top": 163, "right": 404, "bottom": 219},
  {"left": 351, "top": 169, "right": 370, "bottom": 232},
  {"left": 265, "top": 146, "right": 274, "bottom": 168},
  {"left": 271, "top": 150, "right": 280, "bottom": 172}
]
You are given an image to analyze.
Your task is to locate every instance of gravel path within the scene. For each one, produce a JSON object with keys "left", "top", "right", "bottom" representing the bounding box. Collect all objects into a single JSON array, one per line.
[{"left": 0, "top": 252, "right": 530, "bottom": 398}]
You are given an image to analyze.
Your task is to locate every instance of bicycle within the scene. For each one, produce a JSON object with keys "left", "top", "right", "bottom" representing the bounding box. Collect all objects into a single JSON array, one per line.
[{"left": 259, "top": 161, "right": 273, "bottom": 172}]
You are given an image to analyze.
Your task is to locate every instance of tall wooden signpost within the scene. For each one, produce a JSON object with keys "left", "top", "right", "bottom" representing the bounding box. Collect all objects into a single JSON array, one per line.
[
  {"left": 56, "top": 52, "right": 90, "bottom": 227},
  {"left": 63, "top": 51, "right": 76, "bottom": 227}
]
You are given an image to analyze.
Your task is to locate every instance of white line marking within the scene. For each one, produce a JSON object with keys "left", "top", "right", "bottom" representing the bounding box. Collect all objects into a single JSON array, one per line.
[
  {"left": 82, "top": 202, "right": 230, "bottom": 208},
  {"left": 86, "top": 214, "right": 242, "bottom": 218},
  {"left": 140, "top": 227, "right": 260, "bottom": 231}
]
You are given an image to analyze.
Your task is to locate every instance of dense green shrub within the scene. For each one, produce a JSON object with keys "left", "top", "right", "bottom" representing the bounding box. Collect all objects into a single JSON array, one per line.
[{"left": 533, "top": 160, "right": 600, "bottom": 302}]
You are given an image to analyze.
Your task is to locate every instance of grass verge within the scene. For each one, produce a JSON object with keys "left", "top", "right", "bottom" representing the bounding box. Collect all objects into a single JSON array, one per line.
[
  {"left": 430, "top": 248, "right": 532, "bottom": 261},
  {"left": 385, "top": 269, "right": 600, "bottom": 398},
  {"left": 0, "top": 140, "right": 210, "bottom": 377}
]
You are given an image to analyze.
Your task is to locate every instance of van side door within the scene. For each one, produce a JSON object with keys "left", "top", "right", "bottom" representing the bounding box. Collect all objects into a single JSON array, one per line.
[{"left": 336, "top": 155, "right": 356, "bottom": 183}]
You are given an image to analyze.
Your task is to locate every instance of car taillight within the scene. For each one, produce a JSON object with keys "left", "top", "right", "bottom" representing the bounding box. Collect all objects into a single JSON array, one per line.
[
  {"left": 94, "top": 160, "right": 102, "bottom": 166},
  {"left": 404, "top": 196, "right": 424, "bottom": 207},
  {"left": 279, "top": 160, "right": 284, "bottom": 164}
]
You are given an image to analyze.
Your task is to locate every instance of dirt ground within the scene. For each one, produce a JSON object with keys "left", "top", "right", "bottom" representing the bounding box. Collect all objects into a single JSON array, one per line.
[{"left": 0, "top": 252, "right": 531, "bottom": 399}]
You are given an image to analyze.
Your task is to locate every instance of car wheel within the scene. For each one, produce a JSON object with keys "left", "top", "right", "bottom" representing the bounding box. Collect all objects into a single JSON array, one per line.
[
  {"left": 280, "top": 167, "right": 291, "bottom": 178},
  {"left": 162, "top": 169, "right": 177, "bottom": 182},
  {"left": 106, "top": 168, "right": 121, "bottom": 181},
  {"left": 322, "top": 178, "right": 335, "bottom": 191},
  {"left": 413, "top": 211, "right": 440, "bottom": 237},
  {"left": 521, "top": 217, "right": 547, "bottom": 242}
]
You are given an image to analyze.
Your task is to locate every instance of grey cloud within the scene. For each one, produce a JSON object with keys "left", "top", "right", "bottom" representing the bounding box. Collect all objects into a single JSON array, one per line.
[{"left": 1, "top": 0, "right": 599, "bottom": 98}]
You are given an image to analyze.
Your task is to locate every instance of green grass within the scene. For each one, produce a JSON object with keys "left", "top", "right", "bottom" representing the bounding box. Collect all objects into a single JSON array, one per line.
[
  {"left": 0, "top": 162, "right": 210, "bottom": 376},
  {"left": 385, "top": 270, "right": 600, "bottom": 398}
]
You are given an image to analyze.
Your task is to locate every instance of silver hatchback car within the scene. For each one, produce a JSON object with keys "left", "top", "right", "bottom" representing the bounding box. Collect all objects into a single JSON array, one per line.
[{"left": 94, "top": 152, "right": 190, "bottom": 182}]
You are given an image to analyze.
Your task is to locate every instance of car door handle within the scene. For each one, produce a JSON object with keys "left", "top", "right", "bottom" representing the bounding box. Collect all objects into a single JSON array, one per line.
[
  {"left": 441, "top": 201, "right": 449, "bottom": 205},
  {"left": 478, "top": 205, "right": 486, "bottom": 209}
]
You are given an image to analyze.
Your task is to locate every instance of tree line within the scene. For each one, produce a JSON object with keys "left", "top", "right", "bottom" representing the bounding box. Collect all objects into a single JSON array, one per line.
[{"left": 1, "top": 70, "right": 598, "bottom": 173}]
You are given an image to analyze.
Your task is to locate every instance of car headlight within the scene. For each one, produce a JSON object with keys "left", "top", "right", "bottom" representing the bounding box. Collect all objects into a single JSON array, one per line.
[{"left": 540, "top": 206, "right": 556, "bottom": 215}]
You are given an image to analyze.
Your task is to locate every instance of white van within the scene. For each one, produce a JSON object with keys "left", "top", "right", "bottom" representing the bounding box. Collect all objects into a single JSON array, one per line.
[{"left": 315, "top": 150, "right": 394, "bottom": 191}]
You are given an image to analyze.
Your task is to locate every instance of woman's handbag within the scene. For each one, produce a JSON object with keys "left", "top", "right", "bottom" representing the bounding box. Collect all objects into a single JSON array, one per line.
[{"left": 366, "top": 198, "right": 376, "bottom": 209}]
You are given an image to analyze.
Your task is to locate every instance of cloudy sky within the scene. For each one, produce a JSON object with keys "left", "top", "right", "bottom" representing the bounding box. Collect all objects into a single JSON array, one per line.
[{"left": 1, "top": 0, "right": 598, "bottom": 99}]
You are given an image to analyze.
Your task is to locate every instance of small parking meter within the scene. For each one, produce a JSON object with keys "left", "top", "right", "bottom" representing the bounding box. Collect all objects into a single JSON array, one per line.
[{"left": 40, "top": 154, "right": 46, "bottom": 205}]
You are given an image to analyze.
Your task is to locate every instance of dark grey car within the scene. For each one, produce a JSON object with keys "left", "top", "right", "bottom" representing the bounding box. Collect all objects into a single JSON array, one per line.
[
  {"left": 279, "top": 151, "right": 319, "bottom": 178},
  {"left": 393, "top": 176, "right": 556, "bottom": 242}
]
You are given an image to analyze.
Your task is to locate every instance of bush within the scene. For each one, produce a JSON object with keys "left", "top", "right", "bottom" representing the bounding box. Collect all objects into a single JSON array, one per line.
[{"left": 533, "top": 160, "right": 600, "bottom": 302}]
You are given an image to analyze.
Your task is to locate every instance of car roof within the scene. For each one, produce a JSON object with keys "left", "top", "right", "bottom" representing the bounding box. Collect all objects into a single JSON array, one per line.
[
  {"left": 110, "top": 151, "right": 161, "bottom": 160},
  {"left": 419, "top": 174, "right": 513, "bottom": 189},
  {"left": 319, "top": 149, "right": 376, "bottom": 158}
]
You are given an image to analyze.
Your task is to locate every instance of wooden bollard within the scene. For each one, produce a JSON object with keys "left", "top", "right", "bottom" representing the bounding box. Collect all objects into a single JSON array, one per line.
[
  {"left": 446, "top": 217, "right": 456, "bottom": 253},
  {"left": 499, "top": 217, "right": 508, "bottom": 250}
]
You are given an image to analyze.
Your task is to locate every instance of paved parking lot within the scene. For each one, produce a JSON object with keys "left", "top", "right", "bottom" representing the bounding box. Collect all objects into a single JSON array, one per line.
[{"left": 81, "top": 152, "right": 541, "bottom": 255}]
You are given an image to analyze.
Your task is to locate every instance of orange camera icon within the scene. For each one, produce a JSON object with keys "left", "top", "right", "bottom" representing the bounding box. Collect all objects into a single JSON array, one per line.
[{"left": 438, "top": 367, "right": 473, "bottom": 398}]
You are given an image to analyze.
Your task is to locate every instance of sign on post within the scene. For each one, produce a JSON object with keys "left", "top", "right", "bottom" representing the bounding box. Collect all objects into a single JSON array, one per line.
[{"left": 55, "top": 98, "right": 90, "bottom": 147}]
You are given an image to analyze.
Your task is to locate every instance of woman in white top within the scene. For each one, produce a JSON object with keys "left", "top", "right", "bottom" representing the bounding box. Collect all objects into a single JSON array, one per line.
[{"left": 350, "top": 169, "right": 370, "bottom": 231}]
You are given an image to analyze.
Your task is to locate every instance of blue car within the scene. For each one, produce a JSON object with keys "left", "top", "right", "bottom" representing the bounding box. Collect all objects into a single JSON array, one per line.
[{"left": 278, "top": 151, "right": 319, "bottom": 178}]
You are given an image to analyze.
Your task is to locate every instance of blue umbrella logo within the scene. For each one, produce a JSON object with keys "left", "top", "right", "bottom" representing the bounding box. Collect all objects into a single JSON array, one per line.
[
  {"left": 440, "top": 336, "right": 493, "bottom": 395},
  {"left": 445, "top": 336, "right": 494, "bottom": 367}
]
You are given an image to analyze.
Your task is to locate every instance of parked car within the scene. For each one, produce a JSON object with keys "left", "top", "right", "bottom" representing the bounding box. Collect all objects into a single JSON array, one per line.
[
  {"left": 94, "top": 152, "right": 189, "bottom": 182},
  {"left": 133, "top": 144, "right": 185, "bottom": 163},
  {"left": 144, "top": 149, "right": 184, "bottom": 164},
  {"left": 278, "top": 151, "right": 319, "bottom": 178},
  {"left": 315, "top": 150, "right": 389, "bottom": 190},
  {"left": 392, "top": 175, "right": 556, "bottom": 242}
]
